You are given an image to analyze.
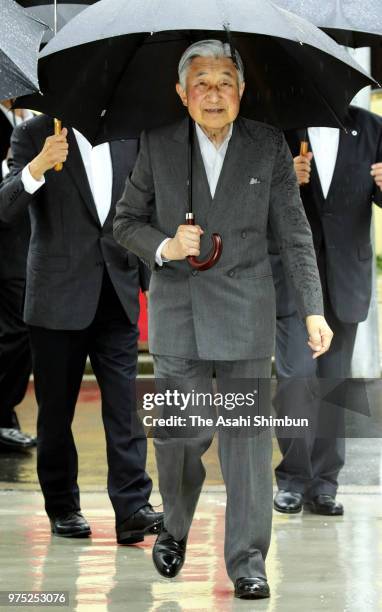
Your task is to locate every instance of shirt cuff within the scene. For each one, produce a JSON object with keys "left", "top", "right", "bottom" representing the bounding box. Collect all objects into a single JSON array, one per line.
[
  {"left": 1, "top": 159, "right": 9, "bottom": 178},
  {"left": 155, "top": 238, "right": 171, "bottom": 266},
  {"left": 22, "top": 164, "right": 45, "bottom": 194}
]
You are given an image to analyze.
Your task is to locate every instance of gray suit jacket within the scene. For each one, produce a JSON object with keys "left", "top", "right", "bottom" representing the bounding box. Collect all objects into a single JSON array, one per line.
[
  {"left": 114, "top": 117, "right": 323, "bottom": 360},
  {"left": 0, "top": 114, "right": 150, "bottom": 330}
]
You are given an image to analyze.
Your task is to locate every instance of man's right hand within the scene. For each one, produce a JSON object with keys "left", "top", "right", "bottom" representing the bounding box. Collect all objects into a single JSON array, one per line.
[
  {"left": 162, "top": 224, "right": 204, "bottom": 260},
  {"left": 29, "top": 128, "right": 69, "bottom": 181},
  {"left": 294, "top": 152, "right": 313, "bottom": 185}
]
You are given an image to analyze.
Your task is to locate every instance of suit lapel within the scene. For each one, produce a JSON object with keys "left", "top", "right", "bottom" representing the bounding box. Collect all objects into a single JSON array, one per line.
[
  {"left": 325, "top": 121, "right": 360, "bottom": 203},
  {"left": 65, "top": 129, "right": 100, "bottom": 226},
  {"left": 110, "top": 140, "right": 130, "bottom": 206},
  {"left": 168, "top": 119, "right": 190, "bottom": 220},
  {"left": 295, "top": 128, "right": 325, "bottom": 204},
  {"left": 102, "top": 140, "right": 128, "bottom": 227},
  {"left": 205, "top": 119, "right": 253, "bottom": 224}
]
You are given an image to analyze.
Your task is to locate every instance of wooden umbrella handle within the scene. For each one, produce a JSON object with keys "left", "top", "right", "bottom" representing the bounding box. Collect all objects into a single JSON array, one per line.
[
  {"left": 54, "top": 118, "right": 63, "bottom": 172},
  {"left": 185, "top": 213, "right": 223, "bottom": 271},
  {"left": 300, "top": 140, "right": 309, "bottom": 156}
]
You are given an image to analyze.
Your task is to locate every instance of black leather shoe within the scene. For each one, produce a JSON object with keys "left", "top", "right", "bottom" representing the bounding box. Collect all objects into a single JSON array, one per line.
[
  {"left": 116, "top": 504, "right": 164, "bottom": 545},
  {"left": 0, "top": 428, "right": 36, "bottom": 452},
  {"left": 152, "top": 528, "right": 187, "bottom": 578},
  {"left": 50, "top": 511, "right": 91, "bottom": 538},
  {"left": 234, "top": 577, "right": 270, "bottom": 599},
  {"left": 304, "top": 494, "right": 344, "bottom": 516},
  {"left": 274, "top": 490, "right": 303, "bottom": 514}
]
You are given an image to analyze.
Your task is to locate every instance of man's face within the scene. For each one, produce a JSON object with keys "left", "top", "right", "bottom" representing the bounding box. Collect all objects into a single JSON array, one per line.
[{"left": 176, "top": 56, "right": 245, "bottom": 130}]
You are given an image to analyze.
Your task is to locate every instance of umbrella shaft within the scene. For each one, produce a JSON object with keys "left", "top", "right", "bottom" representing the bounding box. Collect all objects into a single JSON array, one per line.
[{"left": 54, "top": 0, "right": 58, "bottom": 35}]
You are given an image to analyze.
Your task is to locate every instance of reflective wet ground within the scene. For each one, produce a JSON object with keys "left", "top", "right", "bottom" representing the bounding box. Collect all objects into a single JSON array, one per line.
[
  {"left": 1, "top": 490, "right": 381, "bottom": 611},
  {"left": 1, "top": 382, "right": 382, "bottom": 611}
]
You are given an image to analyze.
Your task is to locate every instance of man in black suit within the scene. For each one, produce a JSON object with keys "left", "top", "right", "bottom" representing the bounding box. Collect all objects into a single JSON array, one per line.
[
  {"left": 0, "top": 114, "right": 163, "bottom": 541},
  {"left": 0, "top": 100, "right": 35, "bottom": 451},
  {"left": 270, "top": 106, "right": 382, "bottom": 516}
]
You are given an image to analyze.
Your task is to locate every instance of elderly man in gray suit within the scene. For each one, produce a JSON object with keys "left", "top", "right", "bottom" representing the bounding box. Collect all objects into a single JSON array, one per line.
[{"left": 114, "top": 40, "right": 333, "bottom": 600}]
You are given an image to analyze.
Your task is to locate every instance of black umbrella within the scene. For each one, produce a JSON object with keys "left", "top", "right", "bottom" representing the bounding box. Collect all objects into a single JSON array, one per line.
[
  {"left": 17, "top": 0, "right": 98, "bottom": 40},
  {"left": 0, "top": 0, "right": 47, "bottom": 100},
  {"left": 17, "top": 2, "right": 98, "bottom": 167},
  {"left": 17, "top": 0, "right": 376, "bottom": 271},
  {"left": 18, "top": 0, "right": 375, "bottom": 145},
  {"left": 274, "top": 0, "right": 382, "bottom": 47}
]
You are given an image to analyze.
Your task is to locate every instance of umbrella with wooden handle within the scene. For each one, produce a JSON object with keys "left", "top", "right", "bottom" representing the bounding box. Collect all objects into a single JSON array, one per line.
[{"left": 53, "top": 1, "right": 63, "bottom": 172}]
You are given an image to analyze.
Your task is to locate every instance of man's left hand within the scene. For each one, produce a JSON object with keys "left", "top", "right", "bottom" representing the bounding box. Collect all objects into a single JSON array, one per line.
[
  {"left": 370, "top": 162, "right": 382, "bottom": 190},
  {"left": 305, "top": 315, "right": 333, "bottom": 359}
]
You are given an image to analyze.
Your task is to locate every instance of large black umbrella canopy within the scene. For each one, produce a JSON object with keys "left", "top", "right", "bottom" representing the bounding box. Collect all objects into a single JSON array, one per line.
[
  {"left": 17, "top": 0, "right": 100, "bottom": 40},
  {"left": 0, "top": 0, "right": 48, "bottom": 100},
  {"left": 275, "top": 0, "right": 382, "bottom": 47},
  {"left": 18, "top": 0, "right": 375, "bottom": 144}
]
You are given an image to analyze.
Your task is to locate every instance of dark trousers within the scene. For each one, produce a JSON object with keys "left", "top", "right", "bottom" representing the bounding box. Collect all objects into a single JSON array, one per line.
[
  {"left": 0, "top": 278, "right": 32, "bottom": 426},
  {"left": 29, "top": 271, "right": 152, "bottom": 523},
  {"left": 274, "top": 295, "right": 357, "bottom": 498}
]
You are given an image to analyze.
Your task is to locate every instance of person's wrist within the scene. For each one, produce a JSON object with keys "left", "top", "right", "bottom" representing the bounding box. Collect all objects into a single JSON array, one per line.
[
  {"left": 29, "top": 157, "right": 47, "bottom": 181},
  {"left": 162, "top": 239, "right": 174, "bottom": 260}
]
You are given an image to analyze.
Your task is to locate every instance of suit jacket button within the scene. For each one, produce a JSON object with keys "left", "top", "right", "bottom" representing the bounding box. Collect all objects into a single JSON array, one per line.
[
  {"left": 191, "top": 270, "right": 198, "bottom": 276},
  {"left": 228, "top": 270, "right": 235, "bottom": 277},
  {"left": 241, "top": 231, "right": 247, "bottom": 239}
]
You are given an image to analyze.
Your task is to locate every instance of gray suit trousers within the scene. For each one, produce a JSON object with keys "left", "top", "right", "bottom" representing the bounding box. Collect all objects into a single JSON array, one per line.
[{"left": 153, "top": 355, "right": 272, "bottom": 582}]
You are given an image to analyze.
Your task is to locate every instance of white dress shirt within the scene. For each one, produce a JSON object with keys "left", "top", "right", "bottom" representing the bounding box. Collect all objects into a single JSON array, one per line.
[
  {"left": 307, "top": 126, "right": 340, "bottom": 199},
  {"left": 195, "top": 122, "right": 233, "bottom": 198},
  {"left": 155, "top": 122, "right": 233, "bottom": 266},
  {"left": 22, "top": 128, "right": 113, "bottom": 226}
]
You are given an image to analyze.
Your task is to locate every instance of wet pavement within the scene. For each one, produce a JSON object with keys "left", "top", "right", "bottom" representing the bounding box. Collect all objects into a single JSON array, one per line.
[
  {"left": 0, "top": 382, "right": 381, "bottom": 611},
  {"left": 0, "top": 490, "right": 381, "bottom": 611}
]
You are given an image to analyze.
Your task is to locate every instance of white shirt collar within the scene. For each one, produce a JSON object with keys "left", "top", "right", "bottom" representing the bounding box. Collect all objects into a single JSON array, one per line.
[{"left": 195, "top": 122, "right": 233, "bottom": 151}]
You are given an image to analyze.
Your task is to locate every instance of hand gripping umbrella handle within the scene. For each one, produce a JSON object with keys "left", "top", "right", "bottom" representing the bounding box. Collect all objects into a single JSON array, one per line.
[
  {"left": 54, "top": 118, "right": 63, "bottom": 172},
  {"left": 185, "top": 213, "right": 223, "bottom": 271}
]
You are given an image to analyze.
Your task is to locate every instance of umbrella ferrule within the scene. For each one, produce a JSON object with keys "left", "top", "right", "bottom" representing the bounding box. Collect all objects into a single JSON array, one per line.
[{"left": 223, "top": 22, "right": 239, "bottom": 69}]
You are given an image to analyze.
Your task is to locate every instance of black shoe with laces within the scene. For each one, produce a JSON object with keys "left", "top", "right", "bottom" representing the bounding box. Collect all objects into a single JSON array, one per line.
[
  {"left": 0, "top": 427, "right": 36, "bottom": 451},
  {"left": 50, "top": 511, "right": 91, "bottom": 538},
  {"left": 116, "top": 504, "right": 164, "bottom": 545},
  {"left": 304, "top": 494, "right": 344, "bottom": 516},
  {"left": 274, "top": 490, "right": 303, "bottom": 514}
]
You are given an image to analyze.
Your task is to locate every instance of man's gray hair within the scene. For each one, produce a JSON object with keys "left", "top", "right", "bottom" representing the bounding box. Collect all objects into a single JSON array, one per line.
[{"left": 178, "top": 39, "right": 245, "bottom": 89}]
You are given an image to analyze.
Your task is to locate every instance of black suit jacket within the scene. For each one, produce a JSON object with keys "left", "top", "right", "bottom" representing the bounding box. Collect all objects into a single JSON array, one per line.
[
  {"left": 269, "top": 106, "right": 382, "bottom": 323},
  {"left": 0, "top": 110, "right": 13, "bottom": 176},
  {"left": 0, "top": 114, "right": 149, "bottom": 329},
  {"left": 0, "top": 110, "right": 30, "bottom": 280}
]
